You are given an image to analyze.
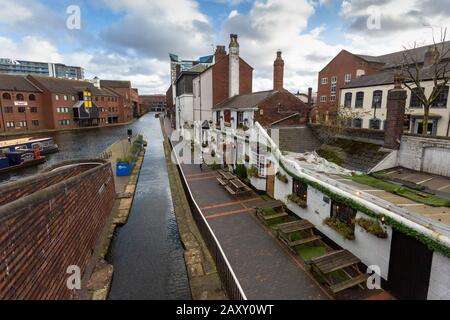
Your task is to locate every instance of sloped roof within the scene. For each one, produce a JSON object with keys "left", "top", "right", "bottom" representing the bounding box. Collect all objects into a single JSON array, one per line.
[
  {"left": 100, "top": 80, "right": 131, "bottom": 88},
  {"left": 356, "top": 41, "right": 450, "bottom": 69},
  {"left": 213, "top": 90, "right": 275, "bottom": 110},
  {"left": 342, "top": 62, "right": 450, "bottom": 89},
  {"left": 188, "top": 64, "right": 209, "bottom": 73},
  {"left": 31, "top": 76, "right": 118, "bottom": 97},
  {"left": 0, "top": 74, "right": 42, "bottom": 92}
]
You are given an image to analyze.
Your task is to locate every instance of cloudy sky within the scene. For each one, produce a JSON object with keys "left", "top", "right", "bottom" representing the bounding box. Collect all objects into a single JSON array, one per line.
[{"left": 0, "top": 0, "right": 448, "bottom": 94}]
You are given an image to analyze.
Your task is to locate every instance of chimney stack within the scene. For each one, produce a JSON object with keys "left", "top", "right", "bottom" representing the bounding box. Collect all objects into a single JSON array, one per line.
[
  {"left": 424, "top": 46, "right": 440, "bottom": 67},
  {"left": 229, "top": 34, "right": 240, "bottom": 98},
  {"left": 307, "top": 87, "right": 313, "bottom": 108},
  {"left": 384, "top": 75, "right": 407, "bottom": 149},
  {"left": 215, "top": 45, "right": 226, "bottom": 63},
  {"left": 273, "top": 50, "right": 284, "bottom": 91}
]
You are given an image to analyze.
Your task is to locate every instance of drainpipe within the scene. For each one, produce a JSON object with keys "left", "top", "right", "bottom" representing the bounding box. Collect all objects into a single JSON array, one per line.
[
  {"left": 0, "top": 94, "right": 5, "bottom": 133},
  {"left": 446, "top": 118, "right": 450, "bottom": 137}
]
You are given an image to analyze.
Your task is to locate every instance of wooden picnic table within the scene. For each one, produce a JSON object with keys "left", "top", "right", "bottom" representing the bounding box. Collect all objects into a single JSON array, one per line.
[
  {"left": 277, "top": 219, "right": 314, "bottom": 234},
  {"left": 254, "top": 199, "right": 284, "bottom": 211},
  {"left": 218, "top": 170, "right": 235, "bottom": 181},
  {"left": 309, "top": 249, "right": 368, "bottom": 294},
  {"left": 277, "top": 219, "right": 321, "bottom": 251}
]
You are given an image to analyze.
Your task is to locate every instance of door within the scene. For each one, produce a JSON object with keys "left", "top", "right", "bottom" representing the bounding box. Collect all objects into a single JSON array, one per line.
[
  {"left": 423, "top": 147, "right": 450, "bottom": 177},
  {"left": 266, "top": 161, "right": 275, "bottom": 198},
  {"left": 387, "top": 230, "right": 433, "bottom": 300}
]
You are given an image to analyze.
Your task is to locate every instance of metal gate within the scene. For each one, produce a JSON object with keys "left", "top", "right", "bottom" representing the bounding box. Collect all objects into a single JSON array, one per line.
[
  {"left": 423, "top": 147, "right": 450, "bottom": 177},
  {"left": 387, "top": 230, "right": 433, "bottom": 300}
]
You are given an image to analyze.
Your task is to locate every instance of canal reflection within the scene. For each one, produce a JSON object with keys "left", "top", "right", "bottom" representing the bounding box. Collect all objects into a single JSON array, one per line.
[{"left": 0, "top": 113, "right": 191, "bottom": 300}]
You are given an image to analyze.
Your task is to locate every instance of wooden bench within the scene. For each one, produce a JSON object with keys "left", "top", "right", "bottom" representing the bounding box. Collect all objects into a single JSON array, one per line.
[
  {"left": 224, "top": 185, "right": 236, "bottom": 195},
  {"left": 277, "top": 219, "right": 314, "bottom": 233},
  {"left": 280, "top": 235, "right": 322, "bottom": 248},
  {"left": 217, "top": 177, "right": 228, "bottom": 186},
  {"left": 256, "top": 210, "right": 288, "bottom": 224},
  {"left": 329, "top": 273, "right": 369, "bottom": 294}
]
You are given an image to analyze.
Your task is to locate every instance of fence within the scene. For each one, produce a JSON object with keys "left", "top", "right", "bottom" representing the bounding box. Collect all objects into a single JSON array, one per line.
[{"left": 166, "top": 137, "right": 247, "bottom": 300}]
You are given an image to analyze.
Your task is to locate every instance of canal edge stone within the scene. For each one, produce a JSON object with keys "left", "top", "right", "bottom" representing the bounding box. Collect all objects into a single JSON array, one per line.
[{"left": 160, "top": 118, "right": 227, "bottom": 300}]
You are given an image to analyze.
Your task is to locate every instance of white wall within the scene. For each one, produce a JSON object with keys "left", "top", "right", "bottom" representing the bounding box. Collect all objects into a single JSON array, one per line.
[
  {"left": 427, "top": 251, "right": 450, "bottom": 300},
  {"left": 274, "top": 165, "right": 393, "bottom": 280},
  {"left": 193, "top": 69, "right": 213, "bottom": 124},
  {"left": 340, "top": 80, "right": 450, "bottom": 137},
  {"left": 176, "top": 94, "right": 194, "bottom": 129}
]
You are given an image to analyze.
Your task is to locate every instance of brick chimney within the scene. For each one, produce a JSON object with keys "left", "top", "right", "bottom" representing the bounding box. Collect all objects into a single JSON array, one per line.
[
  {"left": 424, "top": 46, "right": 440, "bottom": 67},
  {"left": 307, "top": 87, "right": 313, "bottom": 108},
  {"left": 215, "top": 45, "right": 226, "bottom": 63},
  {"left": 384, "top": 74, "right": 407, "bottom": 149},
  {"left": 273, "top": 50, "right": 284, "bottom": 91},
  {"left": 229, "top": 34, "right": 240, "bottom": 97}
]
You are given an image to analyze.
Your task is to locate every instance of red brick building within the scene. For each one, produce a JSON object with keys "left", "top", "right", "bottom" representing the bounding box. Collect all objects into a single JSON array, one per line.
[
  {"left": 28, "top": 76, "right": 121, "bottom": 129},
  {"left": 0, "top": 74, "right": 46, "bottom": 132},
  {"left": 100, "top": 80, "right": 137, "bottom": 123},
  {"left": 0, "top": 74, "right": 140, "bottom": 133},
  {"left": 213, "top": 51, "right": 310, "bottom": 129},
  {"left": 140, "top": 94, "right": 166, "bottom": 113},
  {"left": 316, "top": 50, "right": 384, "bottom": 123}
]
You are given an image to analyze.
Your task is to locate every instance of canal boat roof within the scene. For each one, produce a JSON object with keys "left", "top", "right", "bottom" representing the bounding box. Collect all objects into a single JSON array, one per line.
[{"left": 0, "top": 137, "right": 53, "bottom": 148}]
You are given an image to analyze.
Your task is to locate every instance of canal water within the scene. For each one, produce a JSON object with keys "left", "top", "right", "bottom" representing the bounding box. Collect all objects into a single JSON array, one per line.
[{"left": 0, "top": 113, "right": 191, "bottom": 300}]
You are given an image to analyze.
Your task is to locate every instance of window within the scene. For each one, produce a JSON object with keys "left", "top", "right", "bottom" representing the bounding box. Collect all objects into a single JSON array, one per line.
[
  {"left": 18, "top": 107, "right": 26, "bottom": 113},
  {"left": 57, "top": 107, "right": 69, "bottom": 113},
  {"left": 321, "top": 77, "right": 328, "bottom": 85},
  {"left": 320, "top": 95, "right": 327, "bottom": 102},
  {"left": 331, "top": 76, "right": 337, "bottom": 84},
  {"left": 330, "top": 95, "right": 336, "bottom": 102},
  {"left": 58, "top": 119, "right": 70, "bottom": 126},
  {"left": 216, "top": 111, "right": 221, "bottom": 125},
  {"left": 237, "top": 111, "right": 244, "bottom": 127},
  {"left": 18, "top": 121, "right": 27, "bottom": 127},
  {"left": 2, "top": 93, "right": 11, "bottom": 100},
  {"left": 431, "top": 85, "right": 449, "bottom": 108},
  {"left": 372, "top": 90, "right": 383, "bottom": 108},
  {"left": 344, "top": 92, "right": 352, "bottom": 108},
  {"left": 293, "top": 180, "right": 308, "bottom": 203},
  {"left": 63, "top": 95, "right": 68, "bottom": 101},
  {"left": 71, "top": 95, "right": 75, "bottom": 101},
  {"left": 55, "top": 94, "right": 60, "bottom": 101},
  {"left": 4, "top": 107, "right": 13, "bottom": 113},
  {"left": 369, "top": 118, "right": 381, "bottom": 130},
  {"left": 31, "top": 120, "right": 39, "bottom": 126},
  {"left": 30, "top": 107, "right": 38, "bottom": 113},
  {"left": 409, "top": 87, "right": 423, "bottom": 108},
  {"left": 353, "top": 118, "right": 363, "bottom": 128},
  {"left": 6, "top": 121, "right": 14, "bottom": 128},
  {"left": 331, "top": 83, "right": 337, "bottom": 94},
  {"left": 355, "top": 92, "right": 364, "bottom": 108},
  {"left": 344, "top": 74, "right": 352, "bottom": 84},
  {"left": 29, "top": 94, "right": 36, "bottom": 101},
  {"left": 224, "top": 110, "right": 231, "bottom": 125},
  {"left": 331, "top": 201, "right": 357, "bottom": 227},
  {"left": 16, "top": 94, "right": 24, "bottom": 101}
]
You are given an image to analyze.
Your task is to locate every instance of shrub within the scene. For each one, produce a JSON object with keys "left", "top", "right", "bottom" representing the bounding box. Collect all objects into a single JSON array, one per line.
[
  {"left": 287, "top": 194, "right": 307, "bottom": 208},
  {"left": 235, "top": 164, "right": 247, "bottom": 180},
  {"left": 211, "top": 149, "right": 216, "bottom": 157},
  {"left": 317, "top": 145, "right": 345, "bottom": 166},
  {"left": 356, "top": 217, "right": 388, "bottom": 238},
  {"left": 324, "top": 217, "right": 355, "bottom": 240},
  {"left": 276, "top": 171, "right": 288, "bottom": 183},
  {"left": 247, "top": 166, "right": 259, "bottom": 178}
]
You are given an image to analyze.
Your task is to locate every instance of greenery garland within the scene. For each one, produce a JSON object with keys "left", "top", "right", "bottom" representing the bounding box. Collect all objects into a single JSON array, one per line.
[{"left": 277, "top": 159, "right": 450, "bottom": 258}]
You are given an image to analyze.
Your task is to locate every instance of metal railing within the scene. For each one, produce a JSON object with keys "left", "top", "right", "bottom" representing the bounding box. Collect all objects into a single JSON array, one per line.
[{"left": 167, "top": 138, "right": 247, "bottom": 300}]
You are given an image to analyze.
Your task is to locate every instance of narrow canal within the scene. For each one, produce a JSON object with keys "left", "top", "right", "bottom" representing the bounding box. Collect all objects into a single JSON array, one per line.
[{"left": 0, "top": 113, "right": 191, "bottom": 300}]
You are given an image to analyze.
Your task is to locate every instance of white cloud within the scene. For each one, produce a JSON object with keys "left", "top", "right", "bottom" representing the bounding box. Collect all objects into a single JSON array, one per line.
[
  {"left": 0, "top": 0, "right": 32, "bottom": 24},
  {"left": 0, "top": 36, "right": 63, "bottom": 62}
]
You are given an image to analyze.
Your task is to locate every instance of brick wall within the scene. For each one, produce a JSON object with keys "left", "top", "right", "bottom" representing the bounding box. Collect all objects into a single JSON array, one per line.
[
  {"left": 255, "top": 91, "right": 309, "bottom": 127},
  {"left": 0, "top": 159, "right": 115, "bottom": 299}
]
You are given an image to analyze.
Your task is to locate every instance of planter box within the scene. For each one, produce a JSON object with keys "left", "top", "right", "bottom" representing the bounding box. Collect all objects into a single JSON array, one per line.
[{"left": 116, "top": 161, "right": 135, "bottom": 176}]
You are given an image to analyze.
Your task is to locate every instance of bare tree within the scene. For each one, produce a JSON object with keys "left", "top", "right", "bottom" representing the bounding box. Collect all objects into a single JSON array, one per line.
[{"left": 397, "top": 28, "right": 450, "bottom": 135}]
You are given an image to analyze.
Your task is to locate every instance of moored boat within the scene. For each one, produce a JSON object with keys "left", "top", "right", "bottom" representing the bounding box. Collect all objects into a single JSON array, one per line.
[
  {"left": 0, "top": 147, "right": 46, "bottom": 174},
  {"left": 0, "top": 137, "right": 59, "bottom": 155}
]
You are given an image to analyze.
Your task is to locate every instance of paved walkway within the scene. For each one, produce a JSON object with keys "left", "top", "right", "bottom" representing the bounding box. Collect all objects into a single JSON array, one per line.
[{"left": 180, "top": 163, "right": 330, "bottom": 300}]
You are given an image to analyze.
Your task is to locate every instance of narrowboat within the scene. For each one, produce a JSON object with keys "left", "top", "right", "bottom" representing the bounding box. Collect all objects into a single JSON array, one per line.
[
  {"left": 0, "top": 147, "right": 46, "bottom": 174},
  {"left": 0, "top": 137, "right": 59, "bottom": 155}
]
